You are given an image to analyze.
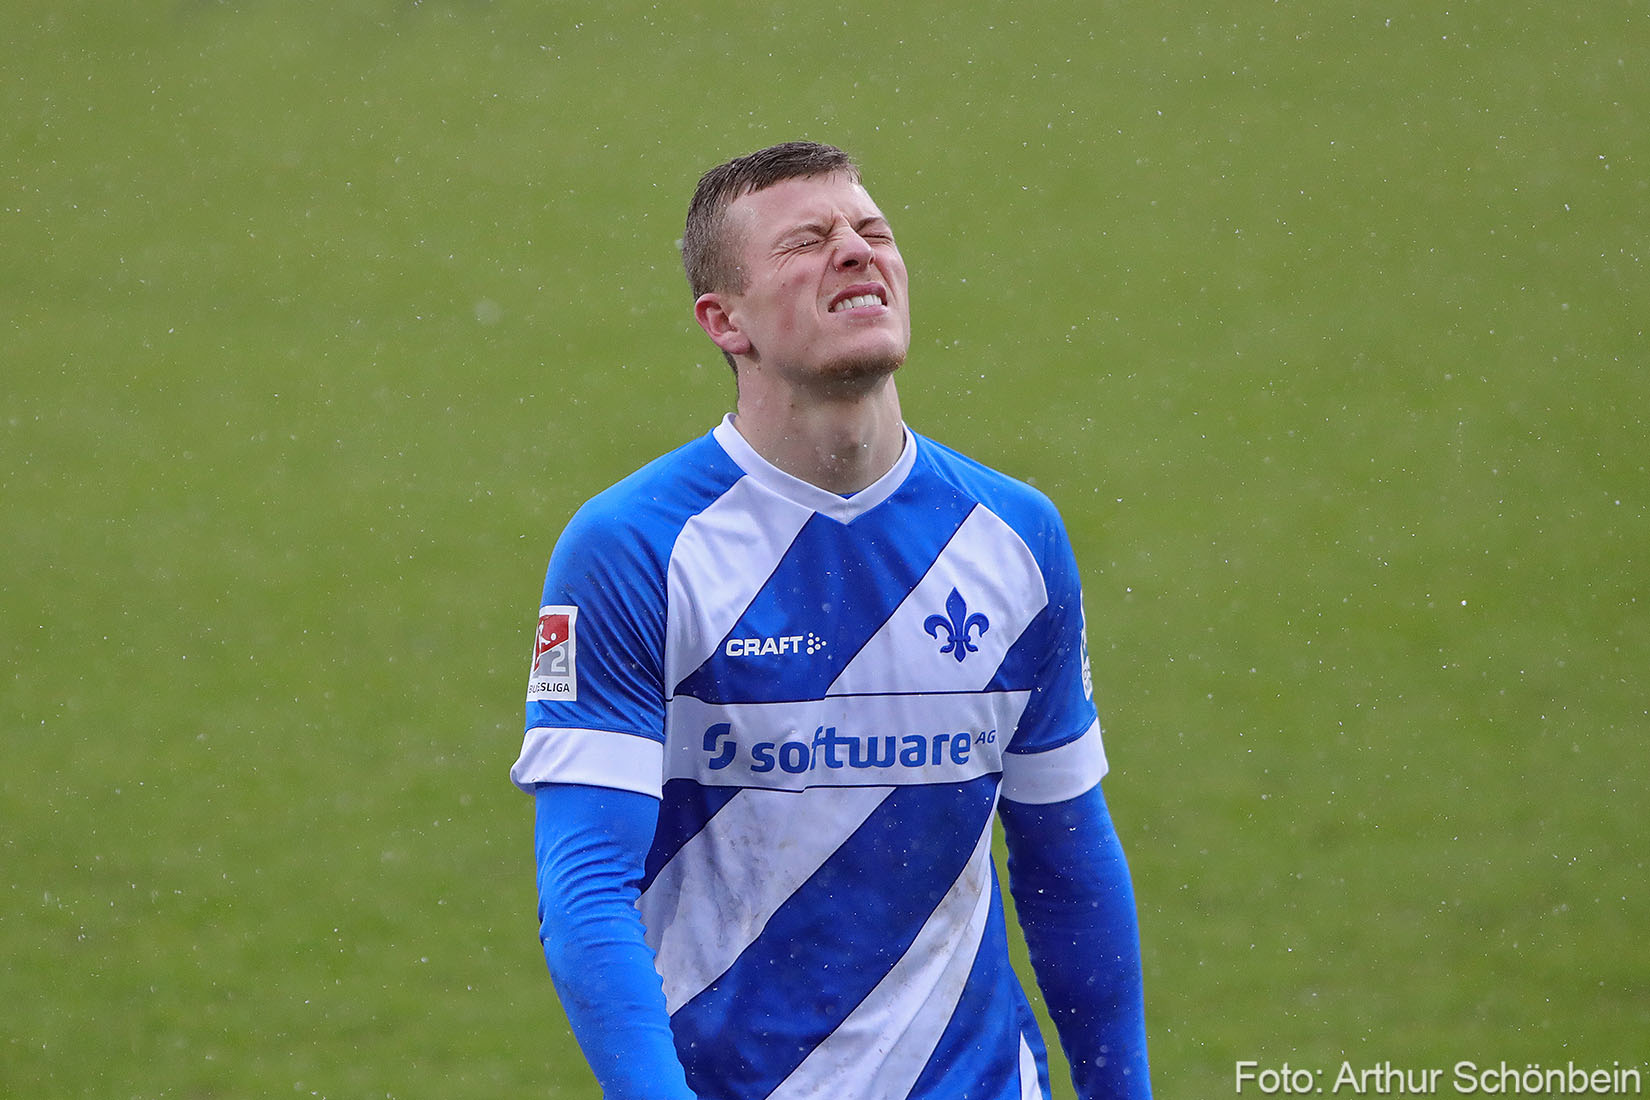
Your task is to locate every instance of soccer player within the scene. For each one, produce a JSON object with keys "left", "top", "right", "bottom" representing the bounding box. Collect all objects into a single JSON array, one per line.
[{"left": 513, "top": 141, "right": 1151, "bottom": 1100}]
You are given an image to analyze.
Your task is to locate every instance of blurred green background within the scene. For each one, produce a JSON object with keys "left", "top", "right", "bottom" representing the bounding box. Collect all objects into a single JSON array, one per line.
[{"left": 5, "top": 1, "right": 1645, "bottom": 1096}]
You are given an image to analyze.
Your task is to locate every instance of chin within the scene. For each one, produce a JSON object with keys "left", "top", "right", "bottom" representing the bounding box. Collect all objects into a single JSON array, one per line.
[
  {"left": 822, "top": 351, "right": 905, "bottom": 387},
  {"left": 832, "top": 336, "right": 909, "bottom": 377}
]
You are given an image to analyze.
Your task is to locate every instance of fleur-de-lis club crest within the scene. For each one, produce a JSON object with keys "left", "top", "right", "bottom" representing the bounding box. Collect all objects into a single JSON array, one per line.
[{"left": 925, "top": 587, "right": 990, "bottom": 663}]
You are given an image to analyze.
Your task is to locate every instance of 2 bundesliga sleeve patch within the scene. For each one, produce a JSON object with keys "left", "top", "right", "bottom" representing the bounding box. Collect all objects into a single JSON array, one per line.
[
  {"left": 527, "top": 605, "right": 579, "bottom": 702},
  {"left": 1079, "top": 596, "right": 1094, "bottom": 701}
]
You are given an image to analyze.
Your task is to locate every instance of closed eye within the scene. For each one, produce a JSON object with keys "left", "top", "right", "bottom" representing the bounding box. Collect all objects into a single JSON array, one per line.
[
  {"left": 857, "top": 217, "right": 895, "bottom": 242},
  {"left": 777, "top": 233, "right": 824, "bottom": 254}
]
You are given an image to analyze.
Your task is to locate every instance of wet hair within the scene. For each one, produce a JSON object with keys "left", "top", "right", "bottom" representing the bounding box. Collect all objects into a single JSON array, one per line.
[{"left": 681, "top": 141, "right": 861, "bottom": 299}]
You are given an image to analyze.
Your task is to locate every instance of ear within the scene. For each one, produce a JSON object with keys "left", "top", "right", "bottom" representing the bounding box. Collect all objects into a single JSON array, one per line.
[{"left": 694, "top": 292, "right": 753, "bottom": 358}]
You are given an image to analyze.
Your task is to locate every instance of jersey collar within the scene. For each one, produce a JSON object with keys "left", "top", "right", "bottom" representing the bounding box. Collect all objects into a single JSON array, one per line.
[{"left": 712, "top": 414, "right": 917, "bottom": 524}]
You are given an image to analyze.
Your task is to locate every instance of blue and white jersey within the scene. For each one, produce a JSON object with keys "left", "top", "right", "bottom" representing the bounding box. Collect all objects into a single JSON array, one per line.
[{"left": 513, "top": 416, "right": 1108, "bottom": 1100}]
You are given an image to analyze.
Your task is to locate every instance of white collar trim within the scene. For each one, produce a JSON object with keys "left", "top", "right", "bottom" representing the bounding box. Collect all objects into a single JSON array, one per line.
[{"left": 713, "top": 413, "right": 916, "bottom": 523}]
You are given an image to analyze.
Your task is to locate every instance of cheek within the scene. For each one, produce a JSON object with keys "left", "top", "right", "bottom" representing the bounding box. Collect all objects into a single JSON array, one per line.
[{"left": 775, "top": 278, "right": 819, "bottom": 325}]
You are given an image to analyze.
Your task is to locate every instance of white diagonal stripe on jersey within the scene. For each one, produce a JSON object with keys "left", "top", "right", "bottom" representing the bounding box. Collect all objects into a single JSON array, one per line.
[
  {"left": 639, "top": 784, "right": 892, "bottom": 1015},
  {"left": 765, "top": 812, "right": 997, "bottom": 1100},
  {"left": 665, "top": 475, "right": 814, "bottom": 693},
  {"left": 1019, "top": 1033, "right": 1043, "bottom": 1100},
  {"left": 828, "top": 503, "right": 1046, "bottom": 696}
]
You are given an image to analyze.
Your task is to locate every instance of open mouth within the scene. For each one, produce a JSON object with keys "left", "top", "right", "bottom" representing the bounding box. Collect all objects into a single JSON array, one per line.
[{"left": 829, "top": 287, "right": 887, "bottom": 313}]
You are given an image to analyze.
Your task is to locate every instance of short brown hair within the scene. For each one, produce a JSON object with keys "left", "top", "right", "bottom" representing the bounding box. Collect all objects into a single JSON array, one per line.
[{"left": 682, "top": 141, "right": 860, "bottom": 299}]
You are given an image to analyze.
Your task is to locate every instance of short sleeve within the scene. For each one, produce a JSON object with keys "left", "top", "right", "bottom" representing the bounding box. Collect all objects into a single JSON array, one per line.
[
  {"left": 999, "top": 507, "right": 1108, "bottom": 803},
  {"left": 511, "top": 499, "right": 672, "bottom": 796}
]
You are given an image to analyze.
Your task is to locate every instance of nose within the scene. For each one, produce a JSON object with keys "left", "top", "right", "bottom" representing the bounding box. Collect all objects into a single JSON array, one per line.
[{"left": 833, "top": 228, "right": 875, "bottom": 271}]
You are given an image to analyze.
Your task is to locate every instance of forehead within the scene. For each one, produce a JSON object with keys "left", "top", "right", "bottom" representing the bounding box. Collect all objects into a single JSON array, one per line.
[{"left": 726, "top": 172, "right": 887, "bottom": 243}]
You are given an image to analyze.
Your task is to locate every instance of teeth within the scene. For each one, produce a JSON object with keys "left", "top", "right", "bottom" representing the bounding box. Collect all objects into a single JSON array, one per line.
[{"left": 832, "top": 293, "right": 883, "bottom": 313}]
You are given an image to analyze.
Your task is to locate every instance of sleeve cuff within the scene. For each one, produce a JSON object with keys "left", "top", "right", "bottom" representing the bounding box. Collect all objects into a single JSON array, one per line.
[
  {"left": 998, "top": 719, "right": 1108, "bottom": 805},
  {"left": 511, "top": 727, "right": 664, "bottom": 798}
]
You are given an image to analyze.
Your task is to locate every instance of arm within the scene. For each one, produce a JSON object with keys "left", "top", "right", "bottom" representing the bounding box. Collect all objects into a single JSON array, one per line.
[
  {"left": 533, "top": 782, "right": 697, "bottom": 1100},
  {"left": 999, "top": 784, "right": 1151, "bottom": 1100}
]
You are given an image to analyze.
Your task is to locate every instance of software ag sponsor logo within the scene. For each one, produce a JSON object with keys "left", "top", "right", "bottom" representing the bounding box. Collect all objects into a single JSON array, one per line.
[{"left": 702, "top": 721, "right": 997, "bottom": 776}]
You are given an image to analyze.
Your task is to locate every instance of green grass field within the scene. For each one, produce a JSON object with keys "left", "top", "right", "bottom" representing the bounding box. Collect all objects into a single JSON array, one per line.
[{"left": 5, "top": 2, "right": 1645, "bottom": 1096}]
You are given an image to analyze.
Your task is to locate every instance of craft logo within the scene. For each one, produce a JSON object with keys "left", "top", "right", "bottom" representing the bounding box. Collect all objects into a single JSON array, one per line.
[
  {"left": 528, "top": 605, "right": 578, "bottom": 701},
  {"left": 724, "top": 632, "right": 829, "bottom": 658}
]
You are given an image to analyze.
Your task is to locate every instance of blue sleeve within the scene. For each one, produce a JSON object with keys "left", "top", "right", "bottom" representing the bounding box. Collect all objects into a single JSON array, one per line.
[
  {"left": 525, "top": 499, "right": 669, "bottom": 743},
  {"left": 994, "top": 499, "right": 1099, "bottom": 758},
  {"left": 999, "top": 784, "right": 1151, "bottom": 1100},
  {"left": 533, "top": 783, "right": 697, "bottom": 1100}
]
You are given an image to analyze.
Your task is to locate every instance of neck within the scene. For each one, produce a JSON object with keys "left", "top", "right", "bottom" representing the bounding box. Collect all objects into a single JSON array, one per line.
[{"left": 732, "top": 375, "right": 905, "bottom": 494}]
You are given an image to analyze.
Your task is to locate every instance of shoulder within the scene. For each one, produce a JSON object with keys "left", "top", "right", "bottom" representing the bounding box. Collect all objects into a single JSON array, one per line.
[
  {"left": 911, "top": 432, "right": 1068, "bottom": 547},
  {"left": 554, "top": 432, "right": 745, "bottom": 566}
]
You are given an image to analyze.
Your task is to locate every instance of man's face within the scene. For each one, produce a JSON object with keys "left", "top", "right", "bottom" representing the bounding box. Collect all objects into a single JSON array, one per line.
[{"left": 705, "top": 172, "right": 911, "bottom": 389}]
